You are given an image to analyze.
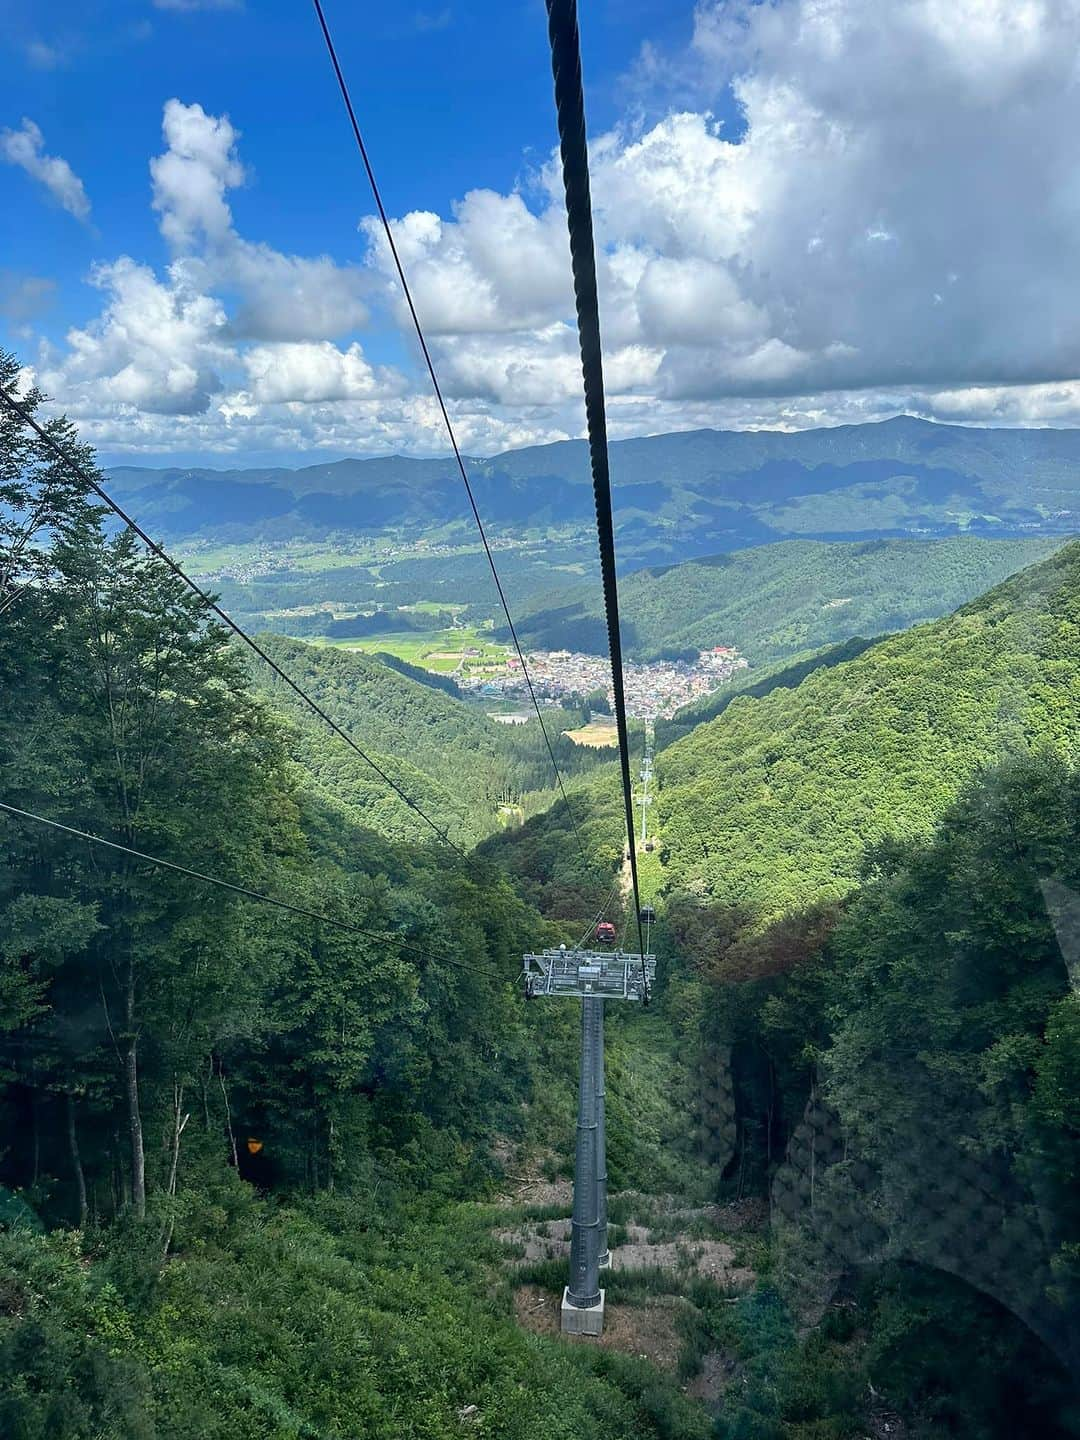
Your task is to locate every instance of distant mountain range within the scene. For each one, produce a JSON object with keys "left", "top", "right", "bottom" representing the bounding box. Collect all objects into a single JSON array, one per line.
[{"left": 107, "top": 415, "right": 1080, "bottom": 561}]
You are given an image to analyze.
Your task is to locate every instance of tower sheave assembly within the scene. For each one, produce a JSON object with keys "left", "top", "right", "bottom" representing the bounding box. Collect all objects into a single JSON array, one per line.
[{"left": 522, "top": 944, "right": 656, "bottom": 1335}]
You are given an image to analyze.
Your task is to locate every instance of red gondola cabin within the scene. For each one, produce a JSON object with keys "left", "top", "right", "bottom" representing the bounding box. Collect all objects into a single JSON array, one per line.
[{"left": 596, "top": 921, "right": 616, "bottom": 945}]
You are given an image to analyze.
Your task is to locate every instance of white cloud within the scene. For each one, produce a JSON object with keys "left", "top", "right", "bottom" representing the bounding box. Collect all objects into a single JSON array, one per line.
[
  {"left": 25, "top": 40, "right": 64, "bottom": 70},
  {"left": 222, "top": 245, "right": 372, "bottom": 341},
  {"left": 150, "top": 99, "right": 243, "bottom": 248},
  {"left": 49, "top": 257, "right": 229, "bottom": 415},
  {"left": 0, "top": 119, "right": 90, "bottom": 222},
  {"left": 239, "top": 342, "right": 404, "bottom": 405},
  {"left": 26, "top": 101, "right": 401, "bottom": 454},
  {"left": 25, "top": 3, "right": 1080, "bottom": 462},
  {"left": 152, "top": 100, "right": 370, "bottom": 340},
  {"left": 355, "top": 0, "right": 1080, "bottom": 426},
  {"left": 362, "top": 190, "right": 573, "bottom": 336}
]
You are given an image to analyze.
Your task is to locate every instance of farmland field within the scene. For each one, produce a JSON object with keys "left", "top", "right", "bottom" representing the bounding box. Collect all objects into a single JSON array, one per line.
[
  {"left": 564, "top": 719, "right": 618, "bottom": 748},
  {"left": 311, "top": 623, "right": 510, "bottom": 676}
]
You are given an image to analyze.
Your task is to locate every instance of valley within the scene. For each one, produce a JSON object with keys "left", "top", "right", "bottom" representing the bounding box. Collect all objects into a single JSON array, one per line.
[
  {"left": 2, "top": 378, "right": 1078, "bottom": 1440},
  {"left": 7, "top": 0, "right": 1080, "bottom": 1429}
]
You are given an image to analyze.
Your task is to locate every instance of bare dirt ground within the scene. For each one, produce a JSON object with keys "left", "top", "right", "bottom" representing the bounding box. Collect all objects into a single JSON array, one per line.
[
  {"left": 494, "top": 1216, "right": 754, "bottom": 1288},
  {"left": 490, "top": 1141, "right": 574, "bottom": 1209},
  {"left": 685, "top": 1349, "right": 739, "bottom": 1403},
  {"left": 512, "top": 1284, "right": 686, "bottom": 1370},
  {"left": 493, "top": 1185, "right": 761, "bottom": 1398},
  {"left": 492, "top": 1176, "right": 574, "bottom": 1208}
]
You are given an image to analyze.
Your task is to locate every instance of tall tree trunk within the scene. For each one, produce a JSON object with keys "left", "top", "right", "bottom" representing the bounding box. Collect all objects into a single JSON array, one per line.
[
  {"left": 166, "top": 1081, "right": 188, "bottom": 1198},
  {"left": 160, "top": 1080, "right": 189, "bottom": 1262},
  {"left": 217, "top": 1057, "right": 238, "bottom": 1169},
  {"left": 66, "top": 1092, "right": 88, "bottom": 1229},
  {"left": 124, "top": 959, "right": 146, "bottom": 1219},
  {"left": 126, "top": 1040, "right": 146, "bottom": 1219}
]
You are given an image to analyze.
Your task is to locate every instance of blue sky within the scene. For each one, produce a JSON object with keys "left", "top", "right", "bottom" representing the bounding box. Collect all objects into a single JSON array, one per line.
[
  {"left": 2, "top": 4, "right": 641, "bottom": 340},
  {"left": 1, "top": 0, "right": 703, "bottom": 385},
  {"left": 4, "top": 0, "right": 1080, "bottom": 467}
]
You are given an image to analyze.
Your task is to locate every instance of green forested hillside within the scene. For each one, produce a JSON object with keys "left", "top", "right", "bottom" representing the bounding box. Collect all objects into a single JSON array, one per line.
[
  {"left": 0, "top": 365, "right": 706, "bottom": 1440},
  {"left": 655, "top": 541, "right": 1080, "bottom": 918},
  {"left": 655, "top": 635, "right": 881, "bottom": 748},
  {"left": 248, "top": 636, "right": 602, "bottom": 847},
  {"left": 3, "top": 361, "right": 1077, "bottom": 1439},
  {"left": 656, "top": 753, "right": 1080, "bottom": 1431},
  {"left": 512, "top": 535, "right": 1066, "bottom": 663}
]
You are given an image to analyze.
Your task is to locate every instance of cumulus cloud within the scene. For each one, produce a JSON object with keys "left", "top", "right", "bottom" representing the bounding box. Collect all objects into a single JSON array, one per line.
[
  {"left": 362, "top": 191, "right": 573, "bottom": 336},
  {"left": 31, "top": 100, "right": 394, "bottom": 451},
  {"left": 238, "top": 341, "right": 405, "bottom": 405},
  {"left": 25, "top": 2, "right": 1080, "bottom": 461},
  {"left": 1, "top": 119, "right": 90, "bottom": 221},
  {"left": 357, "top": 0, "right": 1080, "bottom": 427},
  {"left": 50, "top": 257, "right": 229, "bottom": 415},
  {"left": 151, "top": 100, "right": 371, "bottom": 340},
  {"left": 150, "top": 99, "right": 243, "bottom": 248}
]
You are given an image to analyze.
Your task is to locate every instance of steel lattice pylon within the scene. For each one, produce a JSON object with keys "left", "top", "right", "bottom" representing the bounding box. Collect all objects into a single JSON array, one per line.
[{"left": 522, "top": 947, "right": 656, "bottom": 1334}]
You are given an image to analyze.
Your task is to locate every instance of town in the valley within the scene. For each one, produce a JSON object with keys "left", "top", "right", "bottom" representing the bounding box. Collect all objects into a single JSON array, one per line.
[{"left": 462, "top": 644, "right": 747, "bottom": 720}]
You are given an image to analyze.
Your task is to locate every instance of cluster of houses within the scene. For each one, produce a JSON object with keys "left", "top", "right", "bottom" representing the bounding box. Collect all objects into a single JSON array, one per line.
[{"left": 465, "top": 644, "right": 747, "bottom": 720}]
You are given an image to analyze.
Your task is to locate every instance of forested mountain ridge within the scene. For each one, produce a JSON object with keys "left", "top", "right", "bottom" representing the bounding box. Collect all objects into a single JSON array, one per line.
[
  {"left": 655, "top": 539, "right": 1080, "bottom": 918},
  {"left": 3, "top": 359, "right": 1078, "bottom": 1437},
  {"left": 510, "top": 535, "right": 1064, "bottom": 663},
  {"left": 1, "top": 364, "right": 708, "bottom": 1437},
  {"left": 655, "top": 635, "right": 884, "bottom": 748},
  {"left": 107, "top": 415, "right": 1080, "bottom": 554},
  {"left": 245, "top": 636, "right": 603, "bottom": 847}
]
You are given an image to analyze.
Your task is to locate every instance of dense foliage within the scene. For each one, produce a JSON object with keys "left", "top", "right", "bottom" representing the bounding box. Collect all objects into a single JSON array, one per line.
[
  {"left": 246, "top": 635, "right": 601, "bottom": 848},
  {"left": 482, "top": 536, "right": 1080, "bottom": 1430},
  {"left": 654, "top": 754, "right": 1080, "bottom": 1432},
  {"left": 655, "top": 636, "right": 881, "bottom": 749},
  {"left": 3, "top": 363, "right": 1078, "bottom": 1436},
  {"left": 655, "top": 542, "right": 1080, "bottom": 918},
  {"left": 0, "top": 364, "right": 721, "bottom": 1439},
  {"left": 512, "top": 536, "right": 1063, "bottom": 663}
]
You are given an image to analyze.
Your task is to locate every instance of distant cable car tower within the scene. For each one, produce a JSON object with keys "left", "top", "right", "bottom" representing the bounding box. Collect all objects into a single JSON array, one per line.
[{"left": 522, "top": 940, "right": 656, "bottom": 1335}]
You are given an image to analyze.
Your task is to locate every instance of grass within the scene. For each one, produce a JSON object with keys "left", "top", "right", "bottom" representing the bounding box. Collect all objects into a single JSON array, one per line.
[
  {"left": 310, "top": 624, "right": 509, "bottom": 674},
  {"left": 180, "top": 539, "right": 389, "bottom": 573},
  {"left": 566, "top": 721, "right": 619, "bottom": 748},
  {"left": 401, "top": 600, "right": 468, "bottom": 616}
]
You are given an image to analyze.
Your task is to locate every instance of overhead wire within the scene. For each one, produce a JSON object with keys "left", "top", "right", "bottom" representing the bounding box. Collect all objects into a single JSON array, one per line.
[
  {"left": 0, "top": 800, "right": 508, "bottom": 979},
  {"left": 544, "top": 0, "right": 649, "bottom": 995},
  {"left": 0, "top": 385, "right": 471, "bottom": 865},
  {"left": 310, "top": 0, "right": 601, "bottom": 891},
  {"left": 571, "top": 874, "right": 621, "bottom": 952}
]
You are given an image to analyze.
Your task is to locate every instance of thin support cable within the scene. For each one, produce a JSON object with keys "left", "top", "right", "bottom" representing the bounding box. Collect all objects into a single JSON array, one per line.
[
  {"left": 0, "top": 386, "right": 470, "bottom": 865},
  {"left": 310, "top": 0, "right": 597, "bottom": 888},
  {"left": 0, "top": 800, "right": 505, "bottom": 978},
  {"left": 571, "top": 875, "right": 621, "bottom": 952},
  {"left": 544, "top": 0, "right": 648, "bottom": 993}
]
